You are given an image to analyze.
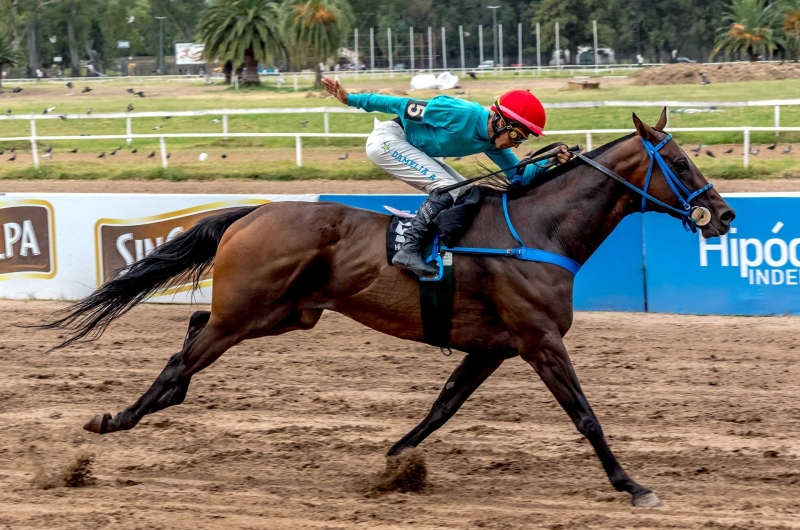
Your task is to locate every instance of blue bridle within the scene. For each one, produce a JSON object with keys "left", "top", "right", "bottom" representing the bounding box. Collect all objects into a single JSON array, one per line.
[{"left": 576, "top": 133, "right": 714, "bottom": 233}]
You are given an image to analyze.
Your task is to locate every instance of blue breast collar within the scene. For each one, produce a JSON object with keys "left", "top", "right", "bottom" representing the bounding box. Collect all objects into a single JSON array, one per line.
[{"left": 421, "top": 193, "right": 581, "bottom": 282}]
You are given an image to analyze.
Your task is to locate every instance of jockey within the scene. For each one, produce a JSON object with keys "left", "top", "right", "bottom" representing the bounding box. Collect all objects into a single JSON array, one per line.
[{"left": 321, "top": 77, "right": 573, "bottom": 277}]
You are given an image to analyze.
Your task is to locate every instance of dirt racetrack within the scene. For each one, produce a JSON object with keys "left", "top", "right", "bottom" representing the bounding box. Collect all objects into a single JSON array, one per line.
[{"left": 1, "top": 300, "right": 799, "bottom": 529}]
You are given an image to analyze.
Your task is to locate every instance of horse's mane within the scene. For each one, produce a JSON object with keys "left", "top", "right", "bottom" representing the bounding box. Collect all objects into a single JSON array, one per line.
[{"left": 482, "top": 133, "right": 636, "bottom": 198}]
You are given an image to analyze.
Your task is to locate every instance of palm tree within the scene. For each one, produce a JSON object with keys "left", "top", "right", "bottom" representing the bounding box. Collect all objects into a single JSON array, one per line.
[
  {"left": 712, "top": 0, "right": 784, "bottom": 61},
  {"left": 0, "top": 32, "right": 19, "bottom": 89},
  {"left": 198, "top": 0, "right": 283, "bottom": 85},
  {"left": 781, "top": 0, "right": 800, "bottom": 59},
  {"left": 282, "top": 0, "right": 353, "bottom": 87}
]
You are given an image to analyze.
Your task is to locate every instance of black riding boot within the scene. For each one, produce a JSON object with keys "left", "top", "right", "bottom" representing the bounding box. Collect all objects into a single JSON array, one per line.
[{"left": 392, "top": 190, "right": 455, "bottom": 277}]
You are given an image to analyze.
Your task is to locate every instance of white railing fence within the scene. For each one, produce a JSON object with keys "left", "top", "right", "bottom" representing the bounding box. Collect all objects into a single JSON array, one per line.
[{"left": 1, "top": 127, "right": 797, "bottom": 170}]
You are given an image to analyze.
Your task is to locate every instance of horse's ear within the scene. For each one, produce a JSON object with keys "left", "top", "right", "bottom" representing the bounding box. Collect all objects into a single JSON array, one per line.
[
  {"left": 655, "top": 107, "right": 668, "bottom": 130},
  {"left": 632, "top": 112, "right": 656, "bottom": 140}
]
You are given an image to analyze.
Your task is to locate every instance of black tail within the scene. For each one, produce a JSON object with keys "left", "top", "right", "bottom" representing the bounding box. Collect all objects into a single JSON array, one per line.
[{"left": 38, "top": 206, "right": 260, "bottom": 350}]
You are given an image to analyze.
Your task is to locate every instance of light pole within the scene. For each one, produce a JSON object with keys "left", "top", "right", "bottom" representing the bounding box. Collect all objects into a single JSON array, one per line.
[
  {"left": 155, "top": 16, "right": 166, "bottom": 75},
  {"left": 487, "top": 6, "right": 500, "bottom": 66}
]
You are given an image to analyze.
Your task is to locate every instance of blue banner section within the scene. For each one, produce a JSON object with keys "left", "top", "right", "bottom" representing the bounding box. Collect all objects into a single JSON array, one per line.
[
  {"left": 644, "top": 196, "right": 800, "bottom": 315},
  {"left": 322, "top": 194, "right": 646, "bottom": 312},
  {"left": 574, "top": 215, "right": 645, "bottom": 312}
]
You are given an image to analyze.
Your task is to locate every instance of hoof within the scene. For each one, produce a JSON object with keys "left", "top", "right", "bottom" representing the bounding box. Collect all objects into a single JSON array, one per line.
[
  {"left": 631, "top": 491, "right": 662, "bottom": 508},
  {"left": 83, "top": 413, "right": 112, "bottom": 434}
]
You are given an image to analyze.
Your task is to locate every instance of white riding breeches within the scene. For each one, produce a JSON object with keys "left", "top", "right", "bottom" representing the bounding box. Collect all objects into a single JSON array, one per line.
[{"left": 365, "top": 120, "right": 469, "bottom": 200}]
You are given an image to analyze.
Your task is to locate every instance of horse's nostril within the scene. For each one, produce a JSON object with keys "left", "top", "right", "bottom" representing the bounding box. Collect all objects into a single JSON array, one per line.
[{"left": 720, "top": 210, "right": 735, "bottom": 223}]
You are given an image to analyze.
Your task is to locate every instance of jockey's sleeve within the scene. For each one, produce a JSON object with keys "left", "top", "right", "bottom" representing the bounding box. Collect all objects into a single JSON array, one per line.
[
  {"left": 346, "top": 93, "right": 410, "bottom": 116},
  {"left": 485, "top": 147, "right": 549, "bottom": 184}
]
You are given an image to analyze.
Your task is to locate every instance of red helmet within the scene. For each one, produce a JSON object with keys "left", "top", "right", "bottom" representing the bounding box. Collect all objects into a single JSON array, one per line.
[{"left": 491, "top": 89, "right": 547, "bottom": 136}]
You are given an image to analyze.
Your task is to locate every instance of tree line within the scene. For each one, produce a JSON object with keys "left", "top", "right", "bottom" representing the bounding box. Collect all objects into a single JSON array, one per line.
[{"left": 0, "top": 0, "right": 799, "bottom": 84}]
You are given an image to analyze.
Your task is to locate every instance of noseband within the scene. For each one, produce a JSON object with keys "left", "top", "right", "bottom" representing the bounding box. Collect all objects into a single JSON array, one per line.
[{"left": 575, "top": 133, "right": 714, "bottom": 233}]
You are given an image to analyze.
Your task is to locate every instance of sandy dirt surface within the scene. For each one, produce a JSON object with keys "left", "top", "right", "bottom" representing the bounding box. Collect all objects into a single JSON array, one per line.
[
  {"left": 632, "top": 62, "right": 800, "bottom": 86},
  {"left": 1, "top": 301, "right": 799, "bottom": 529},
  {"left": 0, "top": 175, "right": 798, "bottom": 195}
]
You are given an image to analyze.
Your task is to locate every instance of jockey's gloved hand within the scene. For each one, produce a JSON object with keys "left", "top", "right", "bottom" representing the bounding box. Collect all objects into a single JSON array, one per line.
[{"left": 510, "top": 159, "right": 548, "bottom": 187}]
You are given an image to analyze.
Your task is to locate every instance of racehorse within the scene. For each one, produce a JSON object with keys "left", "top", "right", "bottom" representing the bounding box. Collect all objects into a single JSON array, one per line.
[{"left": 40, "top": 110, "right": 734, "bottom": 507}]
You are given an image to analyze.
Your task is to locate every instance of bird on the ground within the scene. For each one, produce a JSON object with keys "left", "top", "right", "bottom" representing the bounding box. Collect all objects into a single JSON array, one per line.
[
  {"left": 212, "top": 118, "right": 220, "bottom": 124},
  {"left": 11, "top": 87, "right": 22, "bottom": 93},
  {"left": 134, "top": 91, "right": 145, "bottom": 98},
  {"left": 147, "top": 151, "right": 155, "bottom": 158},
  {"left": 0, "top": 150, "right": 3, "bottom": 155},
  {"left": 751, "top": 148, "right": 760, "bottom": 156},
  {"left": 126, "top": 104, "right": 134, "bottom": 112},
  {"left": 59, "top": 114, "right": 68, "bottom": 121},
  {"left": 66, "top": 82, "right": 73, "bottom": 89},
  {"left": 221, "top": 154, "right": 228, "bottom": 159},
  {"left": 166, "top": 153, "right": 171, "bottom": 159},
  {"left": 724, "top": 147, "right": 734, "bottom": 154},
  {"left": 690, "top": 144, "right": 702, "bottom": 153},
  {"left": 767, "top": 142, "right": 777, "bottom": 150},
  {"left": 706, "top": 150, "right": 715, "bottom": 158},
  {"left": 338, "top": 153, "right": 348, "bottom": 160},
  {"left": 10, "top": 148, "right": 15, "bottom": 153},
  {"left": 126, "top": 88, "right": 135, "bottom": 94},
  {"left": 43, "top": 151, "right": 52, "bottom": 159},
  {"left": 468, "top": 71, "right": 477, "bottom": 80},
  {"left": 86, "top": 108, "right": 92, "bottom": 115},
  {"left": 110, "top": 150, "right": 118, "bottom": 156},
  {"left": 783, "top": 145, "right": 792, "bottom": 154},
  {"left": 45, "top": 146, "right": 52, "bottom": 154},
  {"left": 131, "top": 148, "right": 138, "bottom": 154},
  {"left": 69, "top": 148, "right": 78, "bottom": 153},
  {"left": 82, "top": 86, "right": 92, "bottom": 93},
  {"left": 4, "top": 109, "right": 10, "bottom": 115},
  {"left": 8, "top": 154, "right": 16, "bottom": 161},
  {"left": 299, "top": 120, "right": 309, "bottom": 127},
  {"left": 44, "top": 107, "right": 56, "bottom": 114},
  {"left": 163, "top": 116, "right": 171, "bottom": 120},
  {"left": 98, "top": 152, "right": 106, "bottom": 158},
  {"left": 455, "top": 91, "right": 466, "bottom": 95},
  {"left": 153, "top": 126, "right": 163, "bottom": 130}
]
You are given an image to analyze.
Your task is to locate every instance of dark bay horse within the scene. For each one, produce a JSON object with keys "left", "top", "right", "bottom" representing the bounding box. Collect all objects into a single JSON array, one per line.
[{"left": 41, "top": 110, "right": 734, "bottom": 507}]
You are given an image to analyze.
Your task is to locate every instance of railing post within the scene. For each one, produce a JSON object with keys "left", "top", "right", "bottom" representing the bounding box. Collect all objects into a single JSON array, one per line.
[
  {"left": 585, "top": 132, "right": 592, "bottom": 152},
  {"left": 222, "top": 114, "right": 228, "bottom": 140},
  {"left": 295, "top": 135, "right": 302, "bottom": 167},
  {"left": 159, "top": 136, "right": 168, "bottom": 169},
  {"left": 126, "top": 116, "right": 132, "bottom": 145},
  {"left": 324, "top": 111, "right": 329, "bottom": 134},
  {"left": 30, "top": 118, "right": 39, "bottom": 169},
  {"left": 293, "top": 74, "right": 298, "bottom": 92},
  {"left": 743, "top": 128, "right": 750, "bottom": 169},
  {"left": 774, "top": 105, "right": 780, "bottom": 137}
]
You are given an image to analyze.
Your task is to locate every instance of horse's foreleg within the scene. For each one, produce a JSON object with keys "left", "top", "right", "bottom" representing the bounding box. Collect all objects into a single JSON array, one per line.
[
  {"left": 387, "top": 353, "right": 503, "bottom": 456},
  {"left": 522, "top": 332, "right": 661, "bottom": 507}
]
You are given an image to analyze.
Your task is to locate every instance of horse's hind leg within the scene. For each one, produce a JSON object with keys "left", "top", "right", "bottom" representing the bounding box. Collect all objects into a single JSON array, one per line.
[{"left": 387, "top": 354, "right": 503, "bottom": 456}]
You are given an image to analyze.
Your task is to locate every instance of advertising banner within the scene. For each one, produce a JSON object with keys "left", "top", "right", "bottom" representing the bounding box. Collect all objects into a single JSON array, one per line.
[
  {"left": 175, "top": 43, "right": 205, "bottom": 65},
  {"left": 644, "top": 194, "right": 800, "bottom": 315},
  {"left": 0, "top": 194, "right": 318, "bottom": 303}
]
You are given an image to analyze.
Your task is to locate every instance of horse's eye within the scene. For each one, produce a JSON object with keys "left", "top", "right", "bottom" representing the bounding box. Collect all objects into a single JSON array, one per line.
[{"left": 674, "top": 159, "right": 690, "bottom": 173}]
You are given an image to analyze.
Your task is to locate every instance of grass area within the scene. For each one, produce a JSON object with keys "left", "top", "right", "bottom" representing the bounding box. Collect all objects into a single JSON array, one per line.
[{"left": 0, "top": 76, "right": 798, "bottom": 180}]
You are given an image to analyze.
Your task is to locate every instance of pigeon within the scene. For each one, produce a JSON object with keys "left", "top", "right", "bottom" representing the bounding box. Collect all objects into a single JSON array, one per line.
[
  {"left": 338, "top": 153, "right": 348, "bottom": 160},
  {"left": 127, "top": 15, "right": 135, "bottom": 23},
  {"left": 43, "top": 151, "right": 52, "bottom": 159},
  {"left": 110, "top": 150, "right": 118, "bottom": 156},
  {"left": 8, "top": 154, "right": 16, "bottom": 161},
  {"left": 66, "top": 82, "right": 73, "bottom": 89},
  {"left": 126, "top": 88, "right": 135, "bottom": 94},
  {"left": 166, "top": 153, "right": 171, "bottom": 159},
  {"left": 163, "top": 116, "right": 171, "bottom": 120},
  {"left": 455, "top": 91, "right": 466, "bottom": 95},
  {"left": 59, "top": 115, "right": 68, "bottom": 121},
  {"left": 767, "top": 142, "right": 777, "bottom": 150},
  {"left": 299, "top": 120, "right": 309, "bottom": 127},
  {"left": 153, "top": 126, "right": 163, "bottom": 130},
  {"left": 783, "top": 145, "right": 792, "bottom": 154},
  {"left": 690, "top": 144, "right": 702, "bottom": 154},
  {"left": 97, "top": 152, "right": 106, "bottom": 158},
  {"left": 11, "top": 87, "right": 22, "bottom": 93},
  {"left": 706, "top": 150, "right": 715, "bottom": 158},
  {"left": 750, "top": 148, "right": 760, "bottom": 156},
  {"left": 221, "top": 154, "right": 228, "bottom": 159},
  {"left": 0, "top": 150, "right": 3, "bottom": 155},
  {"left": 4, "top": 109, "right": 10, "bottom": 115},
  {"left": 212, "top": 118, "right": 220, "bottom": 124},
  {"left": 134, "top": 91, "right": 145, "bottom": 98},
  {"left": 82, "top": 87, "right": 92, "bottom": 93},
  {"left": 147, "top": 151, "right": 155, "bottom": 158},
  {"left": 10, "top": 148, "right": 15, "bottom": 153},
  {"left": 69, "top": 148, "right": 78, "bottom": 153},
  {"left": 86, "top": 108, "right": 92, "bottom": 115},
  {"left": 468, "top": 71, "right": 477, "bottom": 80},
  {"left": 724, "top": 147, "right": 734, "bottom": 154},
  {"left": 131, "top": 148, "right": 138, "bottom": 154},
  {"left": 44, "top": 107, "right": 56, "bottom": 114},
  {"left": 45, "top": 146, "right": 52, "bottom": 154},
  {"left": 126, "top": 104, "right": 134, "bottom": 112}
]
